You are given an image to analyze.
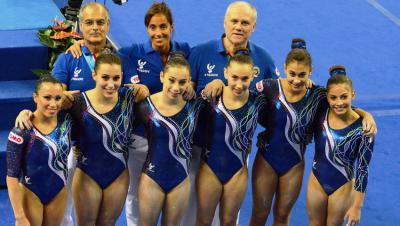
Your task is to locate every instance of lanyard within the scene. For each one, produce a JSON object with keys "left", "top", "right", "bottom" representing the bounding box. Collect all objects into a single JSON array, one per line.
[{"left": 83, "top": 53, "right": 96, "bottom": 73}]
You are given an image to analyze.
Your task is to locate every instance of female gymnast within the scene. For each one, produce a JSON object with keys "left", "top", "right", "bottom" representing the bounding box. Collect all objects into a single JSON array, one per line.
[
  {"left": 69, "top": 53, "right": 137, "bottom": 226},
  {"left": 7, "top": 75, "right": 72, "bottom": 226},
  {"left": 306, "top": 65, "right": 374, "bottom": 226},
  {"left": 136, "top": 52, "right": 202, "bottom": 226},
  {"left": 249, "top": 39, "right": 376, "bottom": 226},
  {"left": 195, "top": 53, "right": 264, "bottom": 226}
]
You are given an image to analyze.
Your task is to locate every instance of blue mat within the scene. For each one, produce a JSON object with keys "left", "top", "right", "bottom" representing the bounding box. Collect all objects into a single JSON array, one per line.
[
  {"left": 0, "top": 0, "right": 64, "bottom": 30},
  {"left": 0, "top": 80, "right": 36, "bottom": 131},
  {"left": 106, "top": 0, "right": 400, "bottom": 106},
  {"left": 0, "top": 31, "right": 48, "bottom": 81},
  {"left": 0, "top": 80, "right": 36, "bottom": 103},
  {"left": 0, "top": 1, "right": 399, "bottom": 225},
  {"left": 103, "top": 1, "right": 400, "bottom": 225},
  {"left": 0, "top": 130, "right": 9, "bottom": 187}
]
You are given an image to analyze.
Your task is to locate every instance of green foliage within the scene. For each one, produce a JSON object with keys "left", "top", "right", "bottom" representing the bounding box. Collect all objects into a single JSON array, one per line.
[{"left": 33, "top": 20, "right": 82, "bottom": 77}]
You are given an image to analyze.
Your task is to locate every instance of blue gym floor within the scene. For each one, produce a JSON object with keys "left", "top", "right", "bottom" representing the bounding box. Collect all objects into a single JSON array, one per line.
[{"left": 1, "top": 0, "right": 399, "bottom": 225}]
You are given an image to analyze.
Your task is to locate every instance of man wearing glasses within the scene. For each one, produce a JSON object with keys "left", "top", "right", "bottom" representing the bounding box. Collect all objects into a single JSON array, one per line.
[{"left": 53, "top": 2, "right": 110, "bottom": 92}]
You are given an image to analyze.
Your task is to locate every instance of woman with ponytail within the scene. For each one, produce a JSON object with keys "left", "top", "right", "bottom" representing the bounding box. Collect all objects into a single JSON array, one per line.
[
  {"left": 306, "top": 66, "right": 374, "bottom": 226},
  {"left": 7, "top": 76, "right": 72, "bottom": 226},
  {"left": 195, "top": 53, "right": 265, "bottom": 226},
  {"left": 249, "top": 39, "right": 376, "bottom": 226},
  {"left": 250, "top": 38, "right": 324, "bottom": 226},
  {"left": 136, "top": 52, "right": 202, "bottom": 226}
]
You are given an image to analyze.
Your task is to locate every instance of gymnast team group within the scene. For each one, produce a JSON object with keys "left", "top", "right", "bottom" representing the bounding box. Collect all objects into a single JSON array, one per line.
[{"left": 6, "top": 1, "right": 377, "bottom": 226}]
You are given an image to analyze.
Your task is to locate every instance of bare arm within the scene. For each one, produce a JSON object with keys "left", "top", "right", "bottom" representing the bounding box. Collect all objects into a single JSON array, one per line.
[
  {"left": 202, "top": 79, "right": 225, "bottom": 102},
  {"left": 65, "top": 40, "right": 84, "bottom": 58},
  {"left": 7, "top": 177, "right": 30, "bottom": 225},
  {"left": 62, "top": 90, "right": 80, "bottom": 109},
  {"left": 14, "top": 110, "right": 34, "bottom": 130},
  {"left": 306, "top": 78, "right": 315, "bottom": 88},
  {"left": 124, "top": 83, "right": 150, "bottom": 103},
  {"left": 354, "top": 108, "right": 377, "bottom": 136},
  {"left": 183, "top": 82, "right": 196, "bottom": 100},
  {"left": 344, "top": 191, "right": 365, "bottom": 226}
]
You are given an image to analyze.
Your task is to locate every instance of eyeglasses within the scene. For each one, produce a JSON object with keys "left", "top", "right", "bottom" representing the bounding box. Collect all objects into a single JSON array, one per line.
[{"left": 82, "top": 19, "right": 107, "bottom": 27}]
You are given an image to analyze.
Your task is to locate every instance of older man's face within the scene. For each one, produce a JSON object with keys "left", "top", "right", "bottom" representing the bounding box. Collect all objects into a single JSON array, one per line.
[
  {"left": 79, "top": 6, "right": 110, "bottom": 45},
  {"left": 224, "top": 6, "right": 256, "bottom": 47}
]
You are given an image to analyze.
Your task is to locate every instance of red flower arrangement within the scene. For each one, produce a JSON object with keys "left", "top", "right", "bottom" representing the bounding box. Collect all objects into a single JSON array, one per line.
[{"left": 33, "top": 19, "right": 82, "bottom": 76}]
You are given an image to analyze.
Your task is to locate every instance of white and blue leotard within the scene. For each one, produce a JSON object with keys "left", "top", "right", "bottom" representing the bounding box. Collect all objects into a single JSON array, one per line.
[
  {"left": 256, "top": 79, "right": 327, "bottom": 175},
  {"left": 138, "top": 97, "right": 203, "bottom": 192},
  {"left": 201, "top": 91, "right": 265, "bottom": 183},
  {"left": 70, "top": 87, "right": 136, "bottom": 189},
  {"left": 312, "top": 110, "right": 374, "bottom": 195},
  {"left": 6, "top": 112, "right": 72, "bottom": 204}
]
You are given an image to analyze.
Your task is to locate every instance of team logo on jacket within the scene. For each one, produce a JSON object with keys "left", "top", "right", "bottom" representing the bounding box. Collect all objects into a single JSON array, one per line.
[
  {"left": 130, "top": 75, "right": 140, "bottom": 84},
  {"left": 8, "top": 131, "right": 23, "bottom": 144},
  {"left": 137, "top": 59, "right": 150, "bottom": 73},
  {"left": 253, "top": 66, "right": 260, "bottom": 77},
  {"left": 73, "top": 67, "right": 81, "bottom": 77},
  {"left": 72, "top": 67, "right": 83, "bottom": 81},
  {"left": 205, "top": 63, "right": 218, "bottom": 77},
  {"left": 138, "top": 60, "right": 146, "bottom": 69},
  {"left": 207, "top": 63, "right": 215, "bottom": 73}
]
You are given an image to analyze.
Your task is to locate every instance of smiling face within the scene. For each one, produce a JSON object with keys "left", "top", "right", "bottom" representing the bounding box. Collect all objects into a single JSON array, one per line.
[
  {"left": 147, "top": 13, "right": 173, "bottom": 52},
  {"left": 33, "top": 82, "right": 64, "bottom": 119},
  {"left": 327, "top": 83, "right": 355, "bottom": 116},
  {"left": 93, "top": 63, "right": 122, "bottom": 100},
  {"left": 224, "top": 4, "right": 256, "bottom": 48},
  {"left": 224, "top": 61, "right": 254, "bottom": 97},
  {"left": 160, "top": 66, "right": 190, "bottom": 101},
  {"left": 79, "top": 5, "right": 110, "bottom": 45},
  {"left": 284, "top": 61, "right": 311, "bottom": 93}
]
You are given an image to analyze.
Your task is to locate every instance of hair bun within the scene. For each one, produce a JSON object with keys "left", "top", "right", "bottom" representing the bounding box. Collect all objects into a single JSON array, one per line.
[
  {"left": 291, "top": 38, "right": 306, "bottom": 49},
  {"left": 329, "top": 65, "right": 347, "bottom": 77},
  {"left": 168, "top": 51, "right": 186, "bottom": 61},
  {"left": 233, "top": 49, "right": 250, "bottom": 56}
]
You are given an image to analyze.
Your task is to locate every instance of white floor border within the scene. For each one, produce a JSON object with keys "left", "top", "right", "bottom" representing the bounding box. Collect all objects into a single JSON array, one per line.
[
  {"left": 367, "top": 0, "right": 400, "bottom": 27},
  {"left": 370, "top": 108, "right": 400, "bottom": 117}
]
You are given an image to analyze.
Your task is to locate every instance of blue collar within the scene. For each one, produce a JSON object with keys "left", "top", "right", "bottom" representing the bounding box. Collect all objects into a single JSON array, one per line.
[
  {"left": 218, "top": 34, "right": 253, "bottom": 55},
  {"left": 144, "top": 40, "right": 177, "bottom": 54}
]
